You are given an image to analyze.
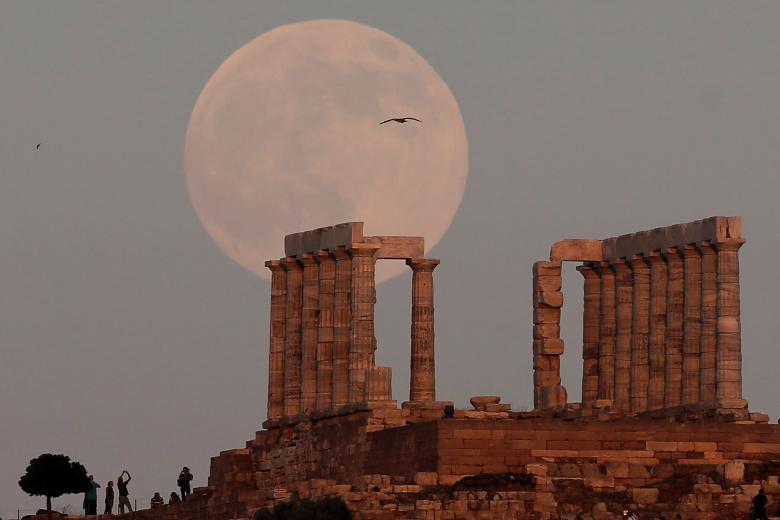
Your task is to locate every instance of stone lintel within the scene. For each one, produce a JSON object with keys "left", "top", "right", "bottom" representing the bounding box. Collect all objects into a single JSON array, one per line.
[
  {"left": 283, "top": 222, "right": 424, "bottom": 259},
  {"left": 602, "top": 216, "right": 742, "bottom": 262},
  {"left": 285, "top": 222, "right": 365, "bottom": 258},
  {"left": 366, "top": 236, "right": 425, "bottom": 259},
  {"left": 549, "top": 239, "right": 604, "bottom": 262}
]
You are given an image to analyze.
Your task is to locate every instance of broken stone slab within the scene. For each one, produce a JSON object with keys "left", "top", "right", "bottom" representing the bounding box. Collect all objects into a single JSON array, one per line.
[{"left": 469, "top": 396, "right": 501, "bottom": 411}]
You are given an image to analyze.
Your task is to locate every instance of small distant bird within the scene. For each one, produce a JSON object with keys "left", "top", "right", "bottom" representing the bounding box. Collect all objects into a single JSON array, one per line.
[
  {"left": 36, "top": 143, "right": 41, "bottom": 150},
  {"left": 379, "top": 117, "right": 422, "bottom": 125}
]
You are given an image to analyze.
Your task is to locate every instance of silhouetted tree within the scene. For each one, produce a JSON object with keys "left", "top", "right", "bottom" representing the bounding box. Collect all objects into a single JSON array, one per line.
[{"left": 18, "top": 453, "right": 91, "bottom": 520}]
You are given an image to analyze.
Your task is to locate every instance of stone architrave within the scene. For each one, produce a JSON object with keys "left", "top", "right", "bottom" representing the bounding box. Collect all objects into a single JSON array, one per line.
[
  {"left": 532, "top": 260, "right": 565, "bottom": 409},
  {"left": 282, "top": 257, "right": 303, "bottom": 416},
  {"left": 300, "top": 254, "right": 320, "bottom": 412},
  {"left": 331, "top": 248, "right": 352, "bottom": 408},
  {"left": 349, "top": 243, "right": 381, "bottom": 403},
  {"left": 646, "top": 252, "right": 667, "bottom": 411},
  {"left": 679, "top": 245, "right": 702, "bottom": 404},
  {"left": 265, "top": 260, "right": 286, "bottom": 420},
  {"left": 596, "top": 262, "right": 616, "bottom": 402},
  {"left": 613, "top": 259, "right": 633, "bottom": 413},
  {"left": 663, "top": 248, "right": 684, "bottom": 408},
  {"left": 629, "top": 255, "right": 650, "bottom": 414},
  {"left": 315, "top": 251, "right": 336, "bottom": 410},
  {"left": 698, "top": 242, "right": 718, "bottom": 402},
  {"left": 716, "top": 239, "right": 745, "bottom": 401},
  {"left": 577, "top": 264, "right": 601, "bottom": 405},
  {"left": 407, "top": 258, "right": 440, "bottom": 402}
]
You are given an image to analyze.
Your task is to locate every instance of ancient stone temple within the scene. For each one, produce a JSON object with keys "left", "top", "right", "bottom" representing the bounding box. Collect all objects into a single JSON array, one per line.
[
  {"left": 114, "top": 218, "right": 780, "bottom": 520},
  {"left": 532, "top": 216, "right": 746, "bottom": 416},
  {"left": 264, "top": 222, "right": 442, "bottom": 423}
]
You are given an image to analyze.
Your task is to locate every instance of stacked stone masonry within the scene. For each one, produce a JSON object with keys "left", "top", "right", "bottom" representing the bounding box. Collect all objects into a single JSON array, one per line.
[
  {"left": 264, "top": 222, "right": 440, "bottom": 424},
  {"left": 535, "top": 216, "right": 746, "bottom": 415}
]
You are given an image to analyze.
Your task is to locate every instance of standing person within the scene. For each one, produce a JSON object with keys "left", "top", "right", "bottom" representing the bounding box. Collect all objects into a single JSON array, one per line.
[
  {"left": 753, "top": 488, "right": 768, "bottom": 520},
  {"left": 104, "top": 481, "right": 114, "bottom": 515},
  {"left": 83, "top": 475, "right": 100, "bottom": 516},
  {"left": 117, "top": 470, "right": 133, "bottom": 514},
  {"left": 177, "top": 467, "right": 193, "bottom": 501}
]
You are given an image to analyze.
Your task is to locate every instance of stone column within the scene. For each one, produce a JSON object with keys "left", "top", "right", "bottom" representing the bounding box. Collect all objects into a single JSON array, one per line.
[
  {"left": 331, "top": 248, "right": 352, "bottom": 408},
  {"left": 316, "top": 251, "right": 336, "bottom": 411},
  {"left": 407, "top": 258, "right": 440, "bottom": 402},
  {"left": 366, "top": 366, "right": 393, "bottom": 402},
  {"left": 663, "top": 248, "right": 684, "bottom": 408},
  {"left": 349, "top": 243, "right": 381, "bottom": 403},
  {"left": 647, "top": 252, "right": 667, "bottom": 411},
  {"left": 698, "top": 241, "right": 718, "bottom": 402},
  {"left": 596, "top": 262, "right": 616, "bottom": 403},
  {"left": 629, "top": 255, "right": 650, "bottom": 414},
  {"left": 614, "top": 259, "right": 633, "bottom": 413},
  {"left": 577, "top": 263, "right": 601, "bottom": 405},
  {"left": 716, "top": 239, "right": 745, "bottom": 401},
  {"left": 532, "top": 260, "right": 565, "bottom": 409},
  {"left": 680, "top": 245, "right": 702, "bottom": 404},
  {"left": 282, "top": 257, "right": 303, "bottom": 416},
  {"left": 300, "top": 254, "right": 319, "bottom": 413},
  {"left": 265, "top": 260, "right": 286, "bottom": 421}
]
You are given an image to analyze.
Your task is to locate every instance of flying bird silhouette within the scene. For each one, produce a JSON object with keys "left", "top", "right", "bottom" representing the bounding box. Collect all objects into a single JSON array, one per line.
[{"left": 379, "top": 117, "right": 422, "bottom": 125}]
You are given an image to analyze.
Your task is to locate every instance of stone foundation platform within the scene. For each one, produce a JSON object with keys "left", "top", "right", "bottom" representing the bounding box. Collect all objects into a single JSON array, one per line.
[{"left": 111, "top": 407, "right": 780, "bottom": 520}]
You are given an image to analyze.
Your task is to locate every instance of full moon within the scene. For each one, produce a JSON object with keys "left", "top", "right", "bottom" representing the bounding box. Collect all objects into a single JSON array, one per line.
[{"left": 184, "top": 19, "right": 468, "bottom": 283}]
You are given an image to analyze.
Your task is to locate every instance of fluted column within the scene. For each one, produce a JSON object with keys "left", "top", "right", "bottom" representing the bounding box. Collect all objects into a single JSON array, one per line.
[
  {"left": 300, "top": 254, "right": 319, "bottom": 413},
  {"left": 698, "top": 242, "right": 718, "bottom": 402},
  {"left": 647, "top": 252, "right": 667, "bottom": 411},
  {"left": 596, "top": 262, "right": 616, "bottom": 402},
  {"left": 265, "top": 260, "right": 286, "bottom": 420},
  {"left": 716, "top": 239, "right": 745, "bottom": 401},
  {"left": 663, "top": 248, "right": 684, "bottom": 408},
  {"left": 407, "top": 258, "right": 440, "bottom": 402},
  {"left": 614, "top": 260, "right": 633, "bottom": 412},
  {"left": 629, "top": 255, "right": 650, "bottom": 414},
  {"left": 315, "top": 251, "right": 336, "bottom": 410},
  {"left": 349, "top": 243, "right": 381, "bottom": 403},
  {"left": 577, "top": 264, "right": 601, "bottom": 405},
  {"left": 331, "top": 248, "right": 352, "bottom": 407},
  {"left": 680, "top": 245, "right": 702, "bottom": 404},
  {"left": 282, "top": 257, "right": 303, "bottom": 416}
]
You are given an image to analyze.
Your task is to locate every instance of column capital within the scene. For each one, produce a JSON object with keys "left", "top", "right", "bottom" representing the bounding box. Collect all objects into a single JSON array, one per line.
[
  {"left": 281, "top": 256, "right": 302, "bottom": 271},
  {"left": 677, "top": 244, "right": 699, "bottom": 258},
  {"left": 315, "top": 249, "right": 334, "bottom": 263},
  {"left": 715, "top": 238, "right": 746, "bottom": 252},
  {"left": 662, "top": 247, "right": 683, "bottom": 262},
  {"left": 331, "top": 246, "right": 351, "bottom": 261},
  {"left": 299, "top": 252, "right": 318, "bottom": 266},
  {"left": 576, "top": 263, "right": 599, "bottom": 278},
  {"left": 612, "top": 258, "right": 631, "bottom": 274},
  {"left": 407, "top": 258, "right": 441, "bottom": 271},
  {"left": 645, "top": 251, "right": 665, "bottom": 266},
  {"left": 349, "top": 242, "right": 381, "bottom": 257},
  {"left": 265, "top": 259, "right": 284, "bottom": 272},
  {"left": 628, "top": 254, "right": 649, "bottom": 270},
  {"left": 696, "top": 240, "right": 717, "bottom": 255}
]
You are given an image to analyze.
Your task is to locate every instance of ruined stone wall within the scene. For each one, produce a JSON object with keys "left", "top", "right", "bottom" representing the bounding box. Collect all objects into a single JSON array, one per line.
[{"left": 116, "top": 411, "right": 780, "bottom": 520}]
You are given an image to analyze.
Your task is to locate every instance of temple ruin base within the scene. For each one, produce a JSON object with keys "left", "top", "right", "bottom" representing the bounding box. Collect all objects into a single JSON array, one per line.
[{"left": 109, "top": 406, "right": 780, "bottom": 520}]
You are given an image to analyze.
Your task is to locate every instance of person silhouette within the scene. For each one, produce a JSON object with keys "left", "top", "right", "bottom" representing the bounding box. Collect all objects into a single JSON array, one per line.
[
  {"left": 177, "top": 467, "right": 193, "bottom": 501},
  {"left": 753, "top": 488, "right": 768, "bottom": 520},
  {"left": 104, "top": 481, "right": 114, "bottom": 515},
  {"left": 117, "top": 470, "right": 133, "bottom": 514}
]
